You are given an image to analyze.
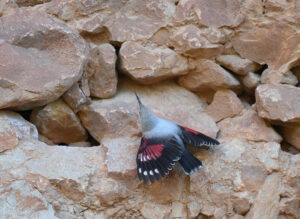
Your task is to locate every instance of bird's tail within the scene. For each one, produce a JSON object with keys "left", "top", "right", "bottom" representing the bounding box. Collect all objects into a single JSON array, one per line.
[{"left": 179, "top": 149, "right": 202, "bottom": 175}]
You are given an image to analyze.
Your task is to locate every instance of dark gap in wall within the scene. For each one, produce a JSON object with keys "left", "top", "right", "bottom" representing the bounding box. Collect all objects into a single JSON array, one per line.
[
  {"left": 256, "top": 64, "right": 268, "bottom": 75},
  {"left": 18, "top": 110, "right": 33, "bottom": 122}
]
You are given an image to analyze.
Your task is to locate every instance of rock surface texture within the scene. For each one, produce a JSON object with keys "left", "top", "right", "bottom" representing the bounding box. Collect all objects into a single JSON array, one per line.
[{"left": 0, "top": 0, "right": 299, "bottom": 218}]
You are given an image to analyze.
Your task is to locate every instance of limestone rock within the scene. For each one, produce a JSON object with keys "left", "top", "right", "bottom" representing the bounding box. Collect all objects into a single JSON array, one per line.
[
  {"left": 242, "top": 72, "right": 261, "bottom": 90},
  {"left": 86, "top": 43, "right": 117, "bottom": 98},
  {"left": 255, "top": 84, "right": 300, "bottom": 124},
  {"left": 174, "top": 0, "right": 244, "bottom": 27},
  {"left": 30, "top": 99, "right": 88, "bottom": 145},
  {"left": 0, "top": 8, "right": 88, "bottom": 110},
  {"left": 102, "top": 137, "right": 140, "bottom": 177},
  {"left": 119, "top": 41, "right": 188, "bottom": 84},
  {"left": 0, "top": 110, "right": 39, "bottom": 146},
  {"left": 233, "top": 17, "right": 300, "bottom": 72},
  {"left": 216, "top": 55, "right": 261, "bottom": 75},
  {"left": 189, "top": 139, "right": 281, "bottom": 218},
  {"left": 0, "top": 110, "right": 38, "bottom": 152},
  {"left": 178, "top": 59, "right": 241, "bottom": 93},
  {"left": 79, "top": 78, "right": 218, "bottom": 143},
  {"left": 168, "top": 24, "right": 223, "bottom": 58},
  {"left": 246, "top": 173, "right": 280, "bottom": 219},
  {"left": 261, "top": 69, "right": 298, "bottom": 85},
  {"left": 282, "top": 125, "right": 300, "bottom": 150},
  {"left": 62, "top": 79, "right": 91, "bottom": 113},
  {"left": 104, "top": 0, "right": 175, "bottom": 42},
  {"left": 206, "top": 90, "right": 244, "bottom": 122},
  {"left": 218, "top": 109, "right": 282, "bottom": 142}
]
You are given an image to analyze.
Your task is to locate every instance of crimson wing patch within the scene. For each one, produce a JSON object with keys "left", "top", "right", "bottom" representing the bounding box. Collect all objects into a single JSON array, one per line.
[
  {"left": 180, "top": 126, "right": 220, "bottom": 147},
  {"left": 136, "top": 136, "right": 183, "bottom": 184}
]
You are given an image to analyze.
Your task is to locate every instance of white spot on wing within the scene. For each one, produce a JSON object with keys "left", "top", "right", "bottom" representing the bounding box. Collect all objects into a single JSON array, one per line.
[
  {"left": 149, "top": 170, "right": 154, "bottom": 175},
  {"left": 154, "top": 169, "right": 159, "bottom": 174},
  {"left": 139, "top": 168, "right": 142, "bottom": 173},
  {"left": 143, "top": 171, "right": 148, "bottom": 176}
]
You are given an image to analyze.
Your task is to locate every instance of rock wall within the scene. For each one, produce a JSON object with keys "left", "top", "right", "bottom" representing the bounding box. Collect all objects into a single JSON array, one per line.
[{"left": 0, "top": 0, "right": 300, "bottom": 218}]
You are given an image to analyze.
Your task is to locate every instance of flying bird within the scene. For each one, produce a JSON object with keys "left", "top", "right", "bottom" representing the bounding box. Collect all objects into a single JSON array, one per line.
[{"left": 135, "top": 93, "right": 219, "bottom": 184}]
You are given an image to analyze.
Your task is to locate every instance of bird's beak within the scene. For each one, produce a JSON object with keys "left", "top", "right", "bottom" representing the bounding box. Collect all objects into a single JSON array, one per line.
[{"left": 134, "top": 92, "right": 142, "bottom": 106}]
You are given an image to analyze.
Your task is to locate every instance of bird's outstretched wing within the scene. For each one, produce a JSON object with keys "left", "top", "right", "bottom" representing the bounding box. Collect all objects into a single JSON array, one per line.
[
  {"left": 179, "top": 126, "right": 220, "bottom": 147},
  {"left": 136, "top": 136, "right": 183, "bottom": 184}
]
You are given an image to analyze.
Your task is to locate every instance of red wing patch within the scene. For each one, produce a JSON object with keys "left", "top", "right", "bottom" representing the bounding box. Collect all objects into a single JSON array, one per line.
[
  {"left": 183, "top": 126, "right": 199, "bottom": 134},
  {"left": 136, "top": 136, "right": 183, "bottom": 184}
]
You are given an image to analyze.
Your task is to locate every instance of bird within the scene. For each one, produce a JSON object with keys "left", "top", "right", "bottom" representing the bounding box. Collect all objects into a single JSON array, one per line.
[{"left": 135, "top": 93, "right": 220, "bottom": 184}]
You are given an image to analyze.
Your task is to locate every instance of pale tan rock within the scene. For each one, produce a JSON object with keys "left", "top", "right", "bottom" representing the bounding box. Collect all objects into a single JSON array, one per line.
[
  {"left": 41, "top": 0, "right": 125, "bottom": 34},
  {"left": 0, "top": 180, "right": 58, "bottom": 219},
  {"left": 206, "top": 90, "right": 244, "bottom": 122},
  {"left": 80, "top": 78, "right": 218, "bottom": 143},
  {"left": 218, "top": 109, "right": 282, "bottom": 142},
  {"left": 255, "top": 84, "right": 300, "bottom": 124},
  {"left": 141, "top": 202, "right": 171, "bottom": 219},
  {"left": 0, "top": 139, "right": 115, "bottom": 218},
  {"left": 246, "top": 173, "right": 280, "bottom": 219},
  {"left": 256, "top": 142, "right": 280, "bottom": 173},
  {"left": 0, "top": 8, "right": 88, "bottom": 110},
  {"left": 233, "top": 18, "right": 300, "bottom": 72},
  {"left": 102, "top": 137, "right": 140, "bottom": 178},
  {"left": 216, "top": 55, "right": 261, "bottom": 75},
  {"left": 119, "top": 41, "right": 188, "bottom": 84},
  {"left": 0, "top": 129, "right": 18, "bottom": 153},
  {"left": 261, "top": 69, "right": 298, "bottom": 85},
  {"left": 30, "top": 99, "right": 88, "bottom": 144},
  {"left": 86, "top": 43, "right": 117, "bottom": 98},
  {"left": 0, "top": 110, "right": 38, "bottom": 142},
  {"left": 282, "top": 125, "right": 300, "bottom": 150},
  {"left": 178, "top": 59, "right": 241, "bottom": 92},
  {"left": 242, "top": 72, "right": 260, "bottom": 90},
  {"left": 170, "top": 202, "right": 188, "bottom": 219},
  {"left": 240, "top": 0, "right": 264, "bottom": 18},
  {"left": 232, "top": 197, "right": 251, "bottom": 215},
  {"left": 189, "top": 138, "right": 281, "bottom": 218},
  {"left": 264, "top": 0, "right": 297, "bottom": 16},
  {"left": 173, "top": 0, "right": 244, "bottom": 27},
  {"left": 168, "top": 24, "right": 223, "bottom": 58},
  {"left": 62, "top": 80, "right": 91, "bottom": 113},
  {"left": 104, "top": 0, "right": 175, "bottom": 42}
]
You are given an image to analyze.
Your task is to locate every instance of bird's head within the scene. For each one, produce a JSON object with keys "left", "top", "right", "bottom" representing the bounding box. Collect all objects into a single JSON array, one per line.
[{"left": 134, "top": 92, "right": 157, "bottom": 132}]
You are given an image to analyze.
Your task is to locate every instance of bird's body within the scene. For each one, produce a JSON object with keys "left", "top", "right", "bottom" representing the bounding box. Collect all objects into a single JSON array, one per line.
[{"left": 135, "top": 93, "right": 219, "bottom": 184}]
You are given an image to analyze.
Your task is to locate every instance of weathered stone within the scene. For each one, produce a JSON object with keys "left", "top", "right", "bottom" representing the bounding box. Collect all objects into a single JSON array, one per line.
[
  {"left": 233, "top": 18, "right": 300, "bottom": 72},
  {"left": 30, "top": 99, "right": 88, "bottom": 145},
  {"left": 62, "top": 80, "right": 91, "bottom": 113},
  {"left": 232, "top": 197, "right": 251, "bottom": 215},
  {"left": 141, "top": 202, "right": 171, "bottom": 219},
  {"left": 178, "top": 59, "right": 241, "bottom": 92},
  {"left": 119, "top": 41, "right": 188, "bottom": 84},
  {"left": 261, "top": 69, "right": 298, "bottom": 85},
  {"left": 216, "top": 55, "right": 261, "bottom": 75},
  {"left": 170, "top": 202, "right": 188, "bottom": 219},
  {"left": 168, "top": 24, "right": 223, "bottom": 58},
  {"left": 0, "top": 110, "right": 38, "bottom": 142},
  {"left": 242, "top": 72, "right": 260, "bottom": 90},
  {"left": 174, "top": 0, "right": 244, "bottom": 27},
  {"left": 86, "top": 43, "right": 117, "bottom": 98},
  {"left": 282, "top": 125, "right": 300, "bottom": 150},
  {"left": 102, "top": 137, "right": 140, "bottom": 177},
  {"left": 206, "top": 90, "right": 244, "bottom": 122},
  {"left": 189, "top": 138, "right": 281, "bottom": 218},
  {"left": 104, "top": 0, "right": 175, "bottom": 42},
  {"left": 218, "top": 109, "right": 282, "bottom": 142},
  {"left": 0, "top": 8, "right": 88, "bottom": 110},
  {"left": 246, "top": 173, "right": 280, "bottom": 219},
  {"left": 255, "top": 84, "right": 300, "bottom": 124}
]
